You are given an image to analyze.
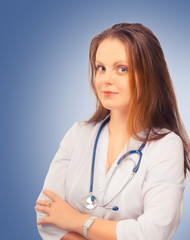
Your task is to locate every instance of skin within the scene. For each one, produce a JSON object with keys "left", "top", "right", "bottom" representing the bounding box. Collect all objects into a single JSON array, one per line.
[
  {"left": 35, "top": 38, "right": 131, "bottom": 240},
  {"left": 95, "top": 37, "right": 131, "bottom": 116},
  {"left": 35, "top": 190, "right": 117, "bottom": 240},
  {"left": 95, "top": 38, "right": 131, "bottom": 172}
]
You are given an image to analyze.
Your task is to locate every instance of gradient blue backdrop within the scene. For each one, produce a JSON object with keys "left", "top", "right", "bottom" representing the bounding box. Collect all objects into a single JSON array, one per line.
[{"left": 1, "top": 0, "right": 189, "bottom": 239}]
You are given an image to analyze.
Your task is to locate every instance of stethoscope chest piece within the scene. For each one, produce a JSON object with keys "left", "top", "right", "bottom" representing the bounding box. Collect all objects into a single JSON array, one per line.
[{"left": 82, "top": 195, "right": 97, "bottom": 209}]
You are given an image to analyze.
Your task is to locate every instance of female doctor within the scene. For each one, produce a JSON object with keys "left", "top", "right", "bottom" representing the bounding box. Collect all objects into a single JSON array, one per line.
[{"left": 35, "top": 23, "right": 190, "bottom": 240}]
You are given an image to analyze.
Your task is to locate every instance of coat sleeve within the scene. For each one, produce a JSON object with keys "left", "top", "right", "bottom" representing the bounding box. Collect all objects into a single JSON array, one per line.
[
  {"left": 36, "top": 122, "right": 78, "bottom": 240},
  {"left": 116, "top": 133, "right": 185, "bottom": 240}
]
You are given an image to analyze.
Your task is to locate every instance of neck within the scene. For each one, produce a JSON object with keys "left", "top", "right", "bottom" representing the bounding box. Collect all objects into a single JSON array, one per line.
[{"left": 108, "top": 110, "right": 129, "bottom": 137}]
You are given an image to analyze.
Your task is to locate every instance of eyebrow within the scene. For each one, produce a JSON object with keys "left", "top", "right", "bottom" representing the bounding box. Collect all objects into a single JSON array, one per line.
[{"left": 95, "top": 60, "right": 128, "bottom": 66}]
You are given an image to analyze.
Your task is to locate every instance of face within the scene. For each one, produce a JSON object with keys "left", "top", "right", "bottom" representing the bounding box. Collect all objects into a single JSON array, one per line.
[{"left": 95, "top": 38, "right": 131, "bottom": 114}]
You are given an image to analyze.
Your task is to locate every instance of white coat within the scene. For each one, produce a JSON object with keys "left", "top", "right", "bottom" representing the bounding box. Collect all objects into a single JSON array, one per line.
[{"left": 36, "top": 118, "right": 185, "bottom": 240}]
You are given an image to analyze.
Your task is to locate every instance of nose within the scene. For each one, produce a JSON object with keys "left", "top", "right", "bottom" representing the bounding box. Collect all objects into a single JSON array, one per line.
[{"left": 103, "top": 69, "right": 114, "bottom": 85}]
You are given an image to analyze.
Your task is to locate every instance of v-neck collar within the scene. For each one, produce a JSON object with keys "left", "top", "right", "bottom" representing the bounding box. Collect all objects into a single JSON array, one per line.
[
  {"left": 104, "top": 124, "right": 131, "bottom": 177},
  {"left": 92, "top": 118, "right": 148, "bottom": 195}
]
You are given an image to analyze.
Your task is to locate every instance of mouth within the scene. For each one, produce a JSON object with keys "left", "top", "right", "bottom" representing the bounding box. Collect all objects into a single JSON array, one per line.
[{"left": 102, "top": 90, "right": 119, "bottom": 97}]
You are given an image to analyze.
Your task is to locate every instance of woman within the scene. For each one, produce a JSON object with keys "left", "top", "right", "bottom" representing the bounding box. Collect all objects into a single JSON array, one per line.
[{"left": 35, "top": 23, "right": 190, "bottom": 240}]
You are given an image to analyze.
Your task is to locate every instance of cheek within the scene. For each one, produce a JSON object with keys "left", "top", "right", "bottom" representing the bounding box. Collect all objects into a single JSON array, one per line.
[
  {"left": 119, "top": 79, "right": 130, "bottom": 91},
  {"left": 119, "top": 82, "right": 131, "bottom": 100},
  {"left": 93, "top": 80, "right": 100, "bottom": 100},
  {"left": 94, "top": 77, "right": 101, "bottom": 92}
]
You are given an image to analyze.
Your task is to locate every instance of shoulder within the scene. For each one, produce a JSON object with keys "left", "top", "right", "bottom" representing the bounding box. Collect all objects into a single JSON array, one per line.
[
  {"left": 60, "top": 120, "right": 102, "bottom": 146},
  {"left": 148, "top": 129, "right": 183, "bottom": 151},
  {"left": 66, "top": 120, "right": 101, "bottom": 137},
  {"left": 145, "top": 129, "right": 184, "bottom": 171}
]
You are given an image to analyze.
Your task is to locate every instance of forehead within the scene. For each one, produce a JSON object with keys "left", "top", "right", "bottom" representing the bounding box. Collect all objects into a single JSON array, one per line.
[{"left": 96, "top": 37, "right": 129, "bottom": 62}]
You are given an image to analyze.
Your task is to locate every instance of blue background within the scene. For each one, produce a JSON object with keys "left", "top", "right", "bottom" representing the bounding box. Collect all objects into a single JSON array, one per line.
[{"left": 1, "top": 0, "right": 189, "bottom": 239}]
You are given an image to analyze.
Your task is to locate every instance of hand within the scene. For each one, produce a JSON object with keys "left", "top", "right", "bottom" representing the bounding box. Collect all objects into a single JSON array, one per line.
[
  {"left": 35, "top": 189, "right": 83, "bottom": 232},
  {"left": 61, "top": 232, "right": 87, "bottom": 240}
]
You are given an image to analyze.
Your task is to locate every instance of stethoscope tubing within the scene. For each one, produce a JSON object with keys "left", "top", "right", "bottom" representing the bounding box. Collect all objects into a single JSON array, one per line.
[
  {"left": 93, "top": 163, "right": 135, "bottom": 209},
  {"left": 84, "top": 116, "right": 148, "bottom": 211},
  {"left": 90, "top": 116, "right": 110, "bottom": 193}
]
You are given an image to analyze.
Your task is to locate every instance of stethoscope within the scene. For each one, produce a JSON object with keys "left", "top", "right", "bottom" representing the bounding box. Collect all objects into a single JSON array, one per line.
[{"left": 81, "top": 116, "right": 148, "bottom": 211}]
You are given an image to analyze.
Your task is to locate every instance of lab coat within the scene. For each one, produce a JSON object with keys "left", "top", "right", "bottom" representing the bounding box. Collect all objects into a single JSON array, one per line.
[{"left": 36, "top": 118, "right": 185, "bottom": 240}]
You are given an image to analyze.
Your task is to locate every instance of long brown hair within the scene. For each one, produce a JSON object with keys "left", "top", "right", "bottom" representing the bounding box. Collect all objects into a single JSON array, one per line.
[{"left": 87, "top": 23, "right": 190, "bottom": 176}]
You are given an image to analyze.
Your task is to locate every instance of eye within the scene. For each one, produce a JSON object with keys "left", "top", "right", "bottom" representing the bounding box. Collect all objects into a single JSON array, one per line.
[
  {"left": 96, "top": 65, "right": 106, "bottom": 72},
  {"left": 117, "top": 66, "right": 128, "bottom": 73}
]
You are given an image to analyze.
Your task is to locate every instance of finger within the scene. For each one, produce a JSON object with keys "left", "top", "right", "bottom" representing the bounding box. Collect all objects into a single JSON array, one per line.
[
  {"left": 37, "top": 216, "right": 51, "bottom": 225},
  {"left": 36, "top": 200, "right": 52, "bottom": 207},
  {"left": 43, "top": 189, "right": 61, "bottom": 201},
  {"left": 35, "top": 205, "right": 50, "bottom": 214}
]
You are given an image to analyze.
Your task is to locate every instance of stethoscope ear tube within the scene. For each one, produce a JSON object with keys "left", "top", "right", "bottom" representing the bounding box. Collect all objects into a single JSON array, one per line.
[
  {"left": 133, "top": 141, "right": 146, "bottom": 173},
  {"left": 91, "top": 196, "right": 119, "bottom": 211},
  {"left": 131, "top": 150, "right": 142, "bottom": 173}
]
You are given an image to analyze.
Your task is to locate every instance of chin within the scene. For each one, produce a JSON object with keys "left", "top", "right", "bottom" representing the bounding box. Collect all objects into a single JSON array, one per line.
[
  {"left": 101, "top": 103, "right": 117, "bottom": 111},
  {"left": 101, "top": 102, "right": 130, "bottom": 114}
]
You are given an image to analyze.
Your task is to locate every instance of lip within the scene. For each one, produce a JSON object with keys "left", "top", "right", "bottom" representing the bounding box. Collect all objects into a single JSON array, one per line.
[{"left": 102, "top": 90, "right": 119, "bottom": 97}]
